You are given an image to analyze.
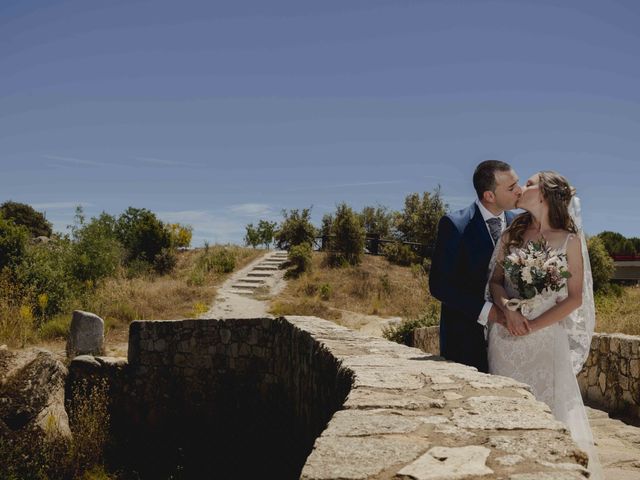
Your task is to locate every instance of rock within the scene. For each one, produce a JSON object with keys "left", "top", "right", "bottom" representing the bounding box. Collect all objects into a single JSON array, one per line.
[
  {"left": 300, "top": 436, "right": 427, "bottom": 479},
  {"left": 452, "top": 396, "right": 566, "bottom": 431},
  {"left": 322, "top": 410, "right": 425, "bottom": 437},
  {"left": 397, "top": 446, "right": 493, "bottom": 479},
  {"left": 344, "top": 388, "right": 445, "bottom": 410},
  {"left": 66, "top": 310, "right": 105, "bottom": 359},
  {"left": 0, "top": 349, "right": 70, "bottom": 439}
]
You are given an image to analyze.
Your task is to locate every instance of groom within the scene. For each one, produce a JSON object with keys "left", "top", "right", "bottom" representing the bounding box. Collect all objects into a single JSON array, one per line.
[{"left": 429, "top": 160, "right": 523, "bottom": 373}]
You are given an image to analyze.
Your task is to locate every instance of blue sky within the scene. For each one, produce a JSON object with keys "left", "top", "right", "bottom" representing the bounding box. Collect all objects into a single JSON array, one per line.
[{"left": 2, "top": 0, "right": 639, "bottom": 245}]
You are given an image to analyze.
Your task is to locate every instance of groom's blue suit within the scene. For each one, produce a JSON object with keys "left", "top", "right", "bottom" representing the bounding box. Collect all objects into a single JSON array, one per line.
[{"left": 429, "top": 202, "right": 516, "bottom": 373}]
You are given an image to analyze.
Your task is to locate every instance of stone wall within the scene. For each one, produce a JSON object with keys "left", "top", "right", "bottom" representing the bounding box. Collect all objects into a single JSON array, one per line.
[
  {"left": 68, "top": 316, "right": 590, "bottom": 479},
  {"left": 577, "top": 333, "right": 640, "bottom": 417},
  {"left": 413, "top": 326, "right": 640, "bottom": 419}
]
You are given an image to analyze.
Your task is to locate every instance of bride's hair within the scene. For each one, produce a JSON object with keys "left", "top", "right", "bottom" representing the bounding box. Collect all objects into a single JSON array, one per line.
[{"left": 505, "top": 170, "right": 578, "bottom": 250}]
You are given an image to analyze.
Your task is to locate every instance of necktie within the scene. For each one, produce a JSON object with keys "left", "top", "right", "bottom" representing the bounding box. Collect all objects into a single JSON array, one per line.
[{"left": 486, "top": 217, "right": 502, "bottom": 245}]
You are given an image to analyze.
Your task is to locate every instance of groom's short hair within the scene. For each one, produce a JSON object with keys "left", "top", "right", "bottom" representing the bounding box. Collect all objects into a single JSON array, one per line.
[{"left": 473, "top": 160, "right": 512, "bottom": 199}]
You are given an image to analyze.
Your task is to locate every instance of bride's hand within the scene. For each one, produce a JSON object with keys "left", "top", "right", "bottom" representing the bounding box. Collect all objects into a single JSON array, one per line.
[{"left": 503, "top": 307, "right": 531, "bottom": 336}]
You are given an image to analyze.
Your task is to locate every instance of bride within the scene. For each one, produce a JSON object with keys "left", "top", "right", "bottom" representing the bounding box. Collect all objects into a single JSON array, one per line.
[{"left": 486, "top": 170, "right": 602, "bottom": 478}]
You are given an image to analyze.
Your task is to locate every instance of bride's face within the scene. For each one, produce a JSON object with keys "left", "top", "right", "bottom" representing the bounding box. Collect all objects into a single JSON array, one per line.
[{"left": 516, "top": 174, "right": 543, "bottom": 211}]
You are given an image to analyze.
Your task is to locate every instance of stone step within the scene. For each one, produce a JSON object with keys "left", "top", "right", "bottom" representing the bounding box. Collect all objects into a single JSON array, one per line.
[
  {"left": 231, "top": 283, "right": 260, "bottom": 289},
  {"left": 247, "top": 272, "right": 272, "bottom": 278},
  {"left": 236, "top": 278, "right": 265, "bottom": 284},
  {"left": 254, "top": 266, "right": 279, "bottom": 271},
  {"left": 228, "top": 288, "right": 255, "bottom": 296}
]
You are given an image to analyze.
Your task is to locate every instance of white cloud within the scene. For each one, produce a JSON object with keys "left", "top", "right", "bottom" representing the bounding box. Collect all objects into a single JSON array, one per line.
[
  {"left": 228, "top": 203, "right": 273, "bottom": 217},
  {"left": 43, "top": 154, "right": 111, "bottom": 167},
  {"left": 156, "top": 209, "right": 249, "bottom": 246}
]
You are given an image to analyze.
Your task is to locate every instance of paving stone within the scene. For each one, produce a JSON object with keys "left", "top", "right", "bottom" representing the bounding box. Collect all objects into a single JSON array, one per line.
[{"left": 397, "top": 446, "right": 492, "bottom": 480}]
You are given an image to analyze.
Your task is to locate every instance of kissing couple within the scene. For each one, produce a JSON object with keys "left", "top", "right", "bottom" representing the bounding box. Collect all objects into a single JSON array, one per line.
[{"left": 430, "top": 160, "right": 602, "bottom": 478}]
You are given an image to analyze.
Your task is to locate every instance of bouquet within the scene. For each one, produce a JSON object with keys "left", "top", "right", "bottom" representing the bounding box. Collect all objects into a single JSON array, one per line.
[{"left": 501, "top": 238, "right": 571, "bottom": 318}]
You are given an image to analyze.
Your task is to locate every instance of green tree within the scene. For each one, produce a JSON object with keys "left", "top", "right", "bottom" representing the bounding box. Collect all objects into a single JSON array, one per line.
[
  {"left": 69, "top": 212, "right": 122, "bottom": 284},
  {"left": 597, "top": 231, "right": 636, "bottom": 256},
  {"left": 587, "top": 236, "right": 615, "bottom": 292},
  {"left": 0, "top": 201, "right": 53, "bottom": 237},
  {"left": 244, "top": 223, "right": 261, "bottom": 248},
  {"left": 0, "top": 217, "right": 29, "bottom": 271},
  {"left": 257, "top": 220, "right": 277, "bottom": 249},
  {"left": 328, "top": 203, "right": 366, "bottom": 266},
  {"left": 275, "top": 208, "right": 317, "bottom": 250},
  {"left": 395, "top": 187, "right": 448, "bottom": 252},
  {"left": 115, "top": 207, "right": 172, "bottom": 268},
  {"left": 360, "top": 204, "right": 394, "bottom": 237}
]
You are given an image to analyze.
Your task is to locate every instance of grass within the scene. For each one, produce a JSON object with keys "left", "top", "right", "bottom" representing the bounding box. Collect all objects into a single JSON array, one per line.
[
  {"left": 1, "top": 245, "right": 264, "bottom": 347},
  {"left": 595, "top": 284, "right": 640, "bottom": 335},
  {"left": 269, "top": 252, "right": 437, "bottom": 322}
]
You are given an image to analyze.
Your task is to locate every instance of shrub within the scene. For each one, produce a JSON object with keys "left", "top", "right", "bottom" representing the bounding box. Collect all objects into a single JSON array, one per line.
[
  {"left": 394, "top": 188, "right": 447, "bottom": 252},
  {"left": 275, "top": 208, "right": 317, "bottom": 250},
  {"left": 167, "top": 223, "right": 193, "bottom": 249},
  {"left": 319, "top": 283, "right": 332, "bottom": 300},
  {"left": 115, "top": 207, "right": 172, "bottom": 265},
  {"left": 16, "top": 240, "right": 74, "bottom": 320},
  {"left": 0, "top": 200, "right": 53, "bottom": 237},
  {"left": 382, "top": 303, "right": 440, "bottom": 346},
  {"left": 286, "top": 242, "right": 313, "bottom": 278},
  {"left": 587, "top": 236, "right": 615, "bottom": 292},
  {"left": 69, "top": 213, "right": 122, "bottom": 284},
  {"left": 328, "top": 203, "right": 365, "bottom": 267},
  {"left": 0, "top": 216, "right": 29, "bottom": 271},
  {"left": 382, "top": 241, "right": 420, "bottom": 266},
  {"left": 153, "top": 247, "right": 177, "bottom": 274},
  {"left": 257, "top": 219, "right": 277, "bottom": 249}
]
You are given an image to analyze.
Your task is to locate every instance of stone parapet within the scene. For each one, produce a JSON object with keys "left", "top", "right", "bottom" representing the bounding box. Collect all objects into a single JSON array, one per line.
[
  {"left": 413, "top": 326, "right": 640, "bottom": 420},
  {"left": 68, "top": 317, "right": 589, "bottom": 479}
]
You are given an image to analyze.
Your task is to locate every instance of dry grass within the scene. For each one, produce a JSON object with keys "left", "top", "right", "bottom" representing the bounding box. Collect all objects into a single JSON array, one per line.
[
  {"left": 1, "top": 246, "right": 264, "bottom": 348},
  {"left": 595, "top": 284, "right": 640, "bottom": 335},
  {"left": 269, "top": 252, "right": 435, "bottom": 321},
  {"left": 85, "top": 246, "right": 263, "bottom": 332}
]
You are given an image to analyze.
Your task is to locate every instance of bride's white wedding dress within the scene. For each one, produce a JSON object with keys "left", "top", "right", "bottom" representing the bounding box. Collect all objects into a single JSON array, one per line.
[{"left": 487, "top": 231, "right": 603, "bottom": 478}]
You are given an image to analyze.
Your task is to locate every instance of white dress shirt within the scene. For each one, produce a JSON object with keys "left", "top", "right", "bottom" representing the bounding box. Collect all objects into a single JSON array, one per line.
[{"left": 475, "top": 199, "right": 506, "bottom": 327}]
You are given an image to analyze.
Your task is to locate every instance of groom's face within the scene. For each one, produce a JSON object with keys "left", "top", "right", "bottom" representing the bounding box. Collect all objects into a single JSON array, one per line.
[{"left": 492, "top": 169, "right": 521, "bottom": 211}]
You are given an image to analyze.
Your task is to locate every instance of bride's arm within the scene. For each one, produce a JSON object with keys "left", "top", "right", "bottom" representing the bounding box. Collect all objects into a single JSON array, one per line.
[
  {"left": 489, "top": 236, "right": 530, "bottom": 335},
  {"left": 528, "top": 234, "right": 584, "bottom": 333}
]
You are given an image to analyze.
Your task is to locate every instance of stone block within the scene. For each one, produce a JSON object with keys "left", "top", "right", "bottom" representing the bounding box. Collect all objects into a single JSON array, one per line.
[
  {"left": 66, "top": 310, "right": 105, "bottom": 358},
  {"left": 630, "top": 359, "right": 640, "bottom": 379},
  {"left": 397, "top": 446, "right": 493, "bottom": 479}
]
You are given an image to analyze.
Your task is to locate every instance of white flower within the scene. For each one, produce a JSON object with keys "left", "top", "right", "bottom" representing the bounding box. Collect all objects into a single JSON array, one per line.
[
  {"left": 521, "top": 266, "right": 533, "bottom": 284},
  {"left": 507, "top": 252, "right": 521, "bottom": 264},
  {"left": 543, "top": 256, "right": 559, "bottom": 269}
]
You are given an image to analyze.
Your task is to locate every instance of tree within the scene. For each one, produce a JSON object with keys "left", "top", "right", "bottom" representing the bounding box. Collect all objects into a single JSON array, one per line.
[
  {"left": 244, "top": 223, "right": 261, "bottom": 248},
  {"left": 360, "top": 205, "right": 394, "bottom": 238},
  {"left": 328, "top": 203, "right": 366, "bottom": 266},
  {"left": 395, "top": 187, "right": 448, "bottom": 252},
  {"left": 587, "top": 236, "right": 615, "bottom": 292},
  {"left": 257, "top": 220, "right": 277, "bottom": 249},
  {"left": 167, "top": 223, "right": 193, "bottom": 249},
  {"left": 0, "top": 201, "right": 53, "bottom": 237},
  {"left": 597, "top": 231, "right": 636, "bottom": 256},
  {"left": 275, "top": 208, "right": 317, "bottom": 250},
  {"left": 115, "top": 207, "right": 171, "bottom": 265}
]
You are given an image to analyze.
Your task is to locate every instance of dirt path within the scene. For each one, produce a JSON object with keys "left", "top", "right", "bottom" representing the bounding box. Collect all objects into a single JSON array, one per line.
[{"left": 201, "top": 250, "right": 289, "bottom": 319}]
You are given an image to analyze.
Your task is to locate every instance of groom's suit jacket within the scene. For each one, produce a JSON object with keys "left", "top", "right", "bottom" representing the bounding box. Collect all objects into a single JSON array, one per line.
[{"left": 429, "top": 202, "right": 516, "bottom": 373}]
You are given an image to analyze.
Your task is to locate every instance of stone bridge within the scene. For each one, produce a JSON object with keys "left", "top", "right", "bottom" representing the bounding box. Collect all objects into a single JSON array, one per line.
[{"left": 67, "top": 316, "right": 591, "bottom": 479}]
